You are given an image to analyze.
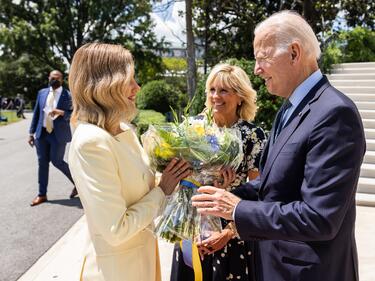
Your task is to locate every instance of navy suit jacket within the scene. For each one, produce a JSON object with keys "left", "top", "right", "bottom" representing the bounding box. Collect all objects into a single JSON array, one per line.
[
  {"left": 233, "top": 76, "right": 365, "bottom": 281},
  {"left": 29, "top": 87, "right": 72, "bottom": 143}
]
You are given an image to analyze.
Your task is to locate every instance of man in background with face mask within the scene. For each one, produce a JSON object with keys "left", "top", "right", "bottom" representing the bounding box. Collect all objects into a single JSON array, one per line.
[{"left": 28, "top": 70, "right": 77, "bottom": 206}]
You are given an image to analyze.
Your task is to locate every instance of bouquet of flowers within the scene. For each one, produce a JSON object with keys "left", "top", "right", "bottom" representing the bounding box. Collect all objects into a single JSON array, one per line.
[{"left": 142, "top": 115, "right": 243, "bottom": 243}]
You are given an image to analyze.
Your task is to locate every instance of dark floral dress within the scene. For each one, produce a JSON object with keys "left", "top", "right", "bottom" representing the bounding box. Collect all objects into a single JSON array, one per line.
[{"left": 170, "top": 119, "right": 267, "bottom": 281}]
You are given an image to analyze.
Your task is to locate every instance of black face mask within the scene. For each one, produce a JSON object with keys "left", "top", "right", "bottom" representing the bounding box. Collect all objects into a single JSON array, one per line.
[{"left": 49, "top": 79, "right": 61, "bottom": 89}]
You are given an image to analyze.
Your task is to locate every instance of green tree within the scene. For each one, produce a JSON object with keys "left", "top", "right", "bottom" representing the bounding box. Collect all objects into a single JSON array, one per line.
[
  {"left": 0, "top": 0, "right": 166, "bottom": 99},
  {"left": 192, "top": 0, "right": 375, "bottom": 69},
  {"left": 341, "top": 0, "right": 375, "bottom": 29},
  {"left": 342, "top": 27, "right": 375, "bottom": 62},
  {"left": 193, "top": 0, "right": 267, "bottom": 70},
  {"left": 320, "top": 27, "right": 375, "bottom": 72},
  {"left": 136, "top": 80, "right": 185, "bottom": 114},
  {"left": 0, "top": 54, "right": 62, "bottom": 103}
]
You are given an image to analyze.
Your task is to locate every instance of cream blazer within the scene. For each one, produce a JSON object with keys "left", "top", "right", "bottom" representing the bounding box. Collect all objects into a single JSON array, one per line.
[{"left": 68, "top": 122, "right": 165, "bottom": 281}]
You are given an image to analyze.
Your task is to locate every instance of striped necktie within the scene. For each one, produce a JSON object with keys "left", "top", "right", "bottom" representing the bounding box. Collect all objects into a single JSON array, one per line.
[{"left": 274, "top": 99, "right": 292, "bottom": 141}]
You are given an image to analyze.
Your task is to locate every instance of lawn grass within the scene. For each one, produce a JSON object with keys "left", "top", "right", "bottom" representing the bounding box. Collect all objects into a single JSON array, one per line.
[{"left": 0, "top": 110, "right": 21, "bottom": 126}]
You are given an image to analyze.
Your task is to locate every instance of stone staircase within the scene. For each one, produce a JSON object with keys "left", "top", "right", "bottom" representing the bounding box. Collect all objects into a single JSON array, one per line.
[{"left": 327, "top": 62, "right": 375, "bottom": 206}]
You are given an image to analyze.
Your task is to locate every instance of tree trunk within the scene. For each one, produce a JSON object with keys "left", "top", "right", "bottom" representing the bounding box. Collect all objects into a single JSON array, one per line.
[
  {"left": 203, "top": 0, "right": 209, "bottom": 74},
  {"left": 302, "top": 0, "right": 317, "bottom": 27},
  {"left": 185, "top": 0, "right": 197, "bottom": 101}
]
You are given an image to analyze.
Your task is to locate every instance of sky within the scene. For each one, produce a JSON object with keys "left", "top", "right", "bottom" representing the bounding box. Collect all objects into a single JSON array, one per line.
[{"left": 151, "top": 1, "right": 186, "bottom": 48}]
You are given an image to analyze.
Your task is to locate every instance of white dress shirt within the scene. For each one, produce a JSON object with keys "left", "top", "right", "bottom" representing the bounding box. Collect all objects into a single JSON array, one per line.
[{"left": 43, "top": 86, "right": 62, "bottom": 128}]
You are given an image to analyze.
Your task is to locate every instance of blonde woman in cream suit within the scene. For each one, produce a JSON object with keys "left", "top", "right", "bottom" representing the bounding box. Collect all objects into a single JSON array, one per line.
[{"left": 68, "top": 43, "right": 191, "bottom": 281}]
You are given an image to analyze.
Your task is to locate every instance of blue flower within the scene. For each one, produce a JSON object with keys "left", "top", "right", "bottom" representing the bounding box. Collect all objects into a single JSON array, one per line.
[{"left": 206, "top": 135, "right": 220, "bottom": 152}]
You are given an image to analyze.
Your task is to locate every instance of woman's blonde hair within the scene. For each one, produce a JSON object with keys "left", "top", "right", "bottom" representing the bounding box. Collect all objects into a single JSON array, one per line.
[
  {"left": 205, "top": 64, "right": 257, "bottom": 121},
  {"left": 69, "top": 43, "right": 136, "bottom": 135}
]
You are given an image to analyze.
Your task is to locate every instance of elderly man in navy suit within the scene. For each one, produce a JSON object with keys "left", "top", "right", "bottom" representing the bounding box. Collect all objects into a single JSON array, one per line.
[
  {"left": 28, "top": 70, "right": 77, "bottom": 206},
  {"left": 193, "top": 11, "right": 365, "bottom": 281}
]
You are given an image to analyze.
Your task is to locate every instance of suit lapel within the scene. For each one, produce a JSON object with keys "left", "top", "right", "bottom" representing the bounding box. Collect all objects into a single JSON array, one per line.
[
  {"left": 40, "top": 89, "right": 49, "bottom": 110},
  {"left": 259, "top": 138, "right": 270, "bottom": 173},
  {"left": 259, "top": 117, "right": 278, "bottom": 173},
  {"left": 56, "top": 88, "right": 67, "bottom": 109},
  {"left": 260, "top": 105, "right": 310, "bottom": 189},
  {"left": 259, "top": 104, "right": 285, "bottom": 172},
  {"left": 259, "top": 76, "right": 331, "bottom": 193}
]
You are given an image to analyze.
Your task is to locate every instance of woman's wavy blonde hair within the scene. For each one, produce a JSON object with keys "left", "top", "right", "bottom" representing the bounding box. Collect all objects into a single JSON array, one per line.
[
  {"left": 69, "top": 43, "right": 136, "bottom": 135},
  {"left": 205, "top": 64, "right": 257, "bottom": 121}
]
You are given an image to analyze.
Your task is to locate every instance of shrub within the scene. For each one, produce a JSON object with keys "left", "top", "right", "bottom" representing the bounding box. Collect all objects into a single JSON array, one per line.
[
  {"left": 319, "top": 27, "right": 375, "bottom": 72},
  {"left": 319, "top": 41, "right": 342, "bottom": 73},
  {"left": 342, "top": 27, "right": 375, "bottom": 63},
  {"left": 190, "top": 73, "right": 208, "bottom": 116},
  {"left": 136, "top": 80, "right": 184, "bottom": 114},
  {"left": 163, "top": 57, "right": 187, "bottom": 73},
  {"left": 132, "top": 109, "right": 166, "bottom": 136}
]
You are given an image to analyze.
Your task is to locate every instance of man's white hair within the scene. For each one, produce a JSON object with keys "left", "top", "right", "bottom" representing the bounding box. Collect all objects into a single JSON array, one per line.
[{"left": 254, "top": 10, "right": 321, "bottom": 60}]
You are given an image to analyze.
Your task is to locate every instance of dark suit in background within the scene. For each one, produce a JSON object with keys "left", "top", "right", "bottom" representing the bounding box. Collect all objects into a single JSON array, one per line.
[{"left": 29, "top": 82, "right": 75, "bottom": 205}]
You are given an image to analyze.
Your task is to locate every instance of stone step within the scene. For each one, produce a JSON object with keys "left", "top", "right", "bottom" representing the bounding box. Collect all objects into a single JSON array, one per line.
[
  {"left": 355, "top": 102, "right": 375, "bottom": 110},
  {"left": 347, "top": 94, "right": 375, "bottom": 102},
  {"left": 366, "top": 139, "right": 375, "bottom": 151},
  {"left": 327, "top": 73, "right": 375, "bottom": 80},
  {"left": 360, "top": 163, "right": 375, "bottom": 178},
  {"left": 356, "top": 192, "right": 375, "bottom": 206},
  {"left": 358, "top": 177, "right": 375, "bottom": 193},
  {"left": 364, "top": 151, "right": 375, "bottom": 163},
  {"left": 365, "top": 129, "right": 375, "bottom": 139},
  {"left": 336, "top": 86, "right": 375, "bottom": 95},
  {"left": 359, "top": 110, "right": 375, "bottom": 119},
  {"left": 330, "top": 80, "right": 375, "bottom": 87},
  {"left": 333, "top": 62, "right": 375, "bottom": 69},
  {"left": 332, "top": 67, "right": 375, "bottom": 74},
  {"left": 362, "top": 119, "right": 375, "bottom": 129}
]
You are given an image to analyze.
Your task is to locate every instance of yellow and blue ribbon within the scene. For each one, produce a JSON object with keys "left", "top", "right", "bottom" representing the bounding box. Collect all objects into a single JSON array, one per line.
[
  {"left": 179, "top": 178, "right": 203, "bottom": 281},
  {"left": 180, "top": 240, "right": 202, "bottom": 281}
]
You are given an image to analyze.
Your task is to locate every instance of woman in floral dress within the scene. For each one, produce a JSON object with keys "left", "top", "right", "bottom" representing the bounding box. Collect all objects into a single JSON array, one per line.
[{"left": 170, "top": 63, "right": 267, "bottom": 281}]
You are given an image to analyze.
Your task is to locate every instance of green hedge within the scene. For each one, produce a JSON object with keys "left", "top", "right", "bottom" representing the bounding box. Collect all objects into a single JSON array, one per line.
[
  {"left": 136, "top": 80, "right": 185, "bottom": 114},
  {"left": 320, "top": 27, "right": 375, "bottom": 73},
  {"left": 132, "top": 109, "right": 166, "bottom": 136}
]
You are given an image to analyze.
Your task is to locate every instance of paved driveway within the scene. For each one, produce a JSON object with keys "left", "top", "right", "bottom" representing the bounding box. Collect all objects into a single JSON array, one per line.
[{"left": 0, "top": 114, "right": 83, "bottom": 281}]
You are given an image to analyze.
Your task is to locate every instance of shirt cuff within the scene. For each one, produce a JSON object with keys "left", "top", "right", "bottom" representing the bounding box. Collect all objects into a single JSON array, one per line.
[{"left": 232, "top": 200, "right": 240, "bottom": 221}]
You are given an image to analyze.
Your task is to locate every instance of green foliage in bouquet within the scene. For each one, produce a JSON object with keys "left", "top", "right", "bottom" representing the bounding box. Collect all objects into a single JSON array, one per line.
[
  {"left": 157, "top": 187, "right": 199, "bottom": 243},
  {"left": 142, "top": 112, "right": 243, "bottom": 173}
]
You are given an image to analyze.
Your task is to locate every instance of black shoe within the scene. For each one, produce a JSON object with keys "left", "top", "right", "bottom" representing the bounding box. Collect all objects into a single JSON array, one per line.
[{"left": 69, "top": 187, "right": 78, "bottom": 199}]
